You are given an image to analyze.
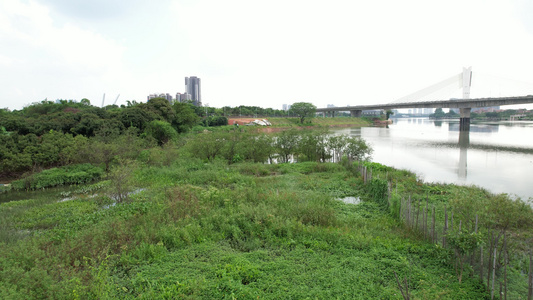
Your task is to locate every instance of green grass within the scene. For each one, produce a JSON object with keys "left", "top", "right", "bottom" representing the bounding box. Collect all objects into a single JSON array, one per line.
[
  {"left": 10, "top": 163, "right": 104, "bottom": 190},
  {"left": 1, "top": 156, "right": 522, "bottom": 299},
  {"left": 267, "top": 116, "right": 372, "bottom": 127}
]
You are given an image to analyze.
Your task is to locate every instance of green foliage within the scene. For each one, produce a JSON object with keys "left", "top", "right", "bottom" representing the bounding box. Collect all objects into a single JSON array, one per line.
[
  {"left": 11, "top": 164, "right": 104, "bottom": 190},
  {"left": 202, "top": 115, "right": 228, "bottom": 127},
  {"left": 0, "top": 156, "right": 499, "bottom": 299},
  {"left": 3, "top": 125, "right": 533, "bottom": 298},
  {"left": 145, "top": 120, "right": 178, "bottom": 146},
  {"left": 447, "top": 228, "right": 484, "bottom": 256},
  {"left": 273, "top": 129, "right": 300, "bottom": 163},
  {"left": 297, "top": 128, "right": 330, "bottom": 162},
  {"left": 289, "top": 102, "right": 317, "bottom": 124},
  {"left": 366, "top": 178, "right": 389, "bottom": 208},
  {"left": 447, "top": 228, "right": 484, "bottom": 283},
  {"left": 186, "top": 131, "right": 227, "bottom": 162},
  {"left": 172, "top": 102, "right": 199, "bottom": 133},
  {"left": 106, "top": 159, "right": 139, "bottom": 203}
]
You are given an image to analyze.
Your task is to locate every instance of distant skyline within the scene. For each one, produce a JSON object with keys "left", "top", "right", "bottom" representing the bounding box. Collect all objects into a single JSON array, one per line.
[{"left": 2, "top": 0, "right": 533, "bottom": 110}]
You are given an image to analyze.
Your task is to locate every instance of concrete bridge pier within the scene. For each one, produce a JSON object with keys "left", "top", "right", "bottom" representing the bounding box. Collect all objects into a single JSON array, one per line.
[
  {"left": 459, "top": 108, "right": 471, "bottom": 131},
  {"left": 350, "top": 110, "right": 362, "bottom": 117}
]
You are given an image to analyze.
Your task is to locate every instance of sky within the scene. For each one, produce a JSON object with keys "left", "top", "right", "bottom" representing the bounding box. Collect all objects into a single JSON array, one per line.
[{"left": 2, "top": 0, "right": 533, "bottom": 111}]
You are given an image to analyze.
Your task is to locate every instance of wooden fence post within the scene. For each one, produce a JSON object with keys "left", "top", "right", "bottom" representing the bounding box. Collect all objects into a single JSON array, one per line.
[
  {"left": 471, "top": 215, "right": 478, "bottom": 269},
  {"left": 480, "top": 245, "right": 484, "bottom": 281},
  {"left": 423, "top": 202, "right": 427, "bottom": 239},
  {"left": 527, "top": 252, "right": 533, "bottom": 300},
  {"left": 406, "top": 196, "right": 409, "bottom": 228},
  {"left": 450, "top": 211, "right": 454, "bottom": 233},
  {"left": 431, "top": 206, "right": 436, "bottom": 244},
  {"left": 491, "top": 247, "right": 497, "bottom": 300},
  {"left": 488, "top": 231, "right": 493, "bottom": 292},
  {"left": 443, "top": 205, "right": 448, "bottom": 248},
  {"left": 503, "top": 233, "right": 507, "bottom": 300},
  {"left": 416, "top": 199, "right": 420, "bottom": 231}
]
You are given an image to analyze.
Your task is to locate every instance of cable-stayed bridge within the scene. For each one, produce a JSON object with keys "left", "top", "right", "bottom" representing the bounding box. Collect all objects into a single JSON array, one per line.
[{"left": 316, "top": 67, "right": 533, "bottom": 128}]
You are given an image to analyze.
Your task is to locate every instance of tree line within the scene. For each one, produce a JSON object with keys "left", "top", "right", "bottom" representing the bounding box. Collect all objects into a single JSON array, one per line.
[{"left": 0, "top": 98, "right": 324, "bottom": 178}]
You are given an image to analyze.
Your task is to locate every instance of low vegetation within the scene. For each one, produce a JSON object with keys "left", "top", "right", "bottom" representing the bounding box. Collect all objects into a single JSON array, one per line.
[
  {"left": 1, "top": 128, "right": 531, "bottom": 299},
  {"left": 1, "top": 99, "right": 531, "bottom": 298}
]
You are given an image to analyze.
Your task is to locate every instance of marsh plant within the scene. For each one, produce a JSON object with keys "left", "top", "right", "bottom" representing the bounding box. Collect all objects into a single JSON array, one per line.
[{"left": 106, "top": 159, "right": 138, "bottom": 203}]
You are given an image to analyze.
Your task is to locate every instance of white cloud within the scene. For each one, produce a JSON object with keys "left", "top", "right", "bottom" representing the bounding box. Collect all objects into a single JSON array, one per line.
[
  {"left": 1, "top": 0, "right": 533, "bottom": 110},
  {"left": 0, "top": 0, "right": 126, "bottom": 108}
]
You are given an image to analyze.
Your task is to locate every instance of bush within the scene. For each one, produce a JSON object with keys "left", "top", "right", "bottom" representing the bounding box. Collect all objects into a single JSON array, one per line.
[
  {"left": 106, "top": 159, "right": 139, "bottom": 203},
  {"left": 145, "top": 120, "right": 178, "bottom": 146},
  {"left": 11, "top": 164, "right": 104, "bottom": 190},
  {"left": 366, "top": 178, "right": 389, "bottom": 208}
]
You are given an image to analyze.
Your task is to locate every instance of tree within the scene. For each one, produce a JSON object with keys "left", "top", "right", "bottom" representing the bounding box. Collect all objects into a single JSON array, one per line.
[
  {"left": 297, "top": 129, "right": 330, "bottom": 162},
  {"left": 172, "top": 102, "right": 200, "bottom": 133},
  {"left": 447, "top": 228, "right": 484, "bottom": 283},
  {"left": 145, "top": 120, "right": 178, "bottom": 146},
  {"left": 289, "top": 102, "right": 317, "bottom": 124},
  {"left": 344, "top": 136, "right": 373, "bottom": 162},
  {"left": 274, "top": 129, "right": 300, "bottom": 163},
  {"left": 145, "top": 97, "right": 176, "bottom": 123},
  {"left": 187, "top": 131, "right": 227, "bottom": 162},
  {"left": 431, "top": 108, "right": 446, "bottom": 119},
  {"left": 119, "top": 106, "right": 154, "bottom": 132},
  {"left": 240, "top": 133, "right": 273, "bottom": 163}
]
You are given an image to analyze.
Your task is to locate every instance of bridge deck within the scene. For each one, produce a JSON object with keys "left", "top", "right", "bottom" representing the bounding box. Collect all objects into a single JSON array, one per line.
[{"left": 316, "top": 95, "right": 533, "bottom": 112}]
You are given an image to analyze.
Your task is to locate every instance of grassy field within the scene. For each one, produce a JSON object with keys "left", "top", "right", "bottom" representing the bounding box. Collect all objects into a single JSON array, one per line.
[
  {"left": 256, "top": 116, "right": 372, "bottom": 127},
  {"left": 0, "top": 156, "right": 498, "bottom": 299}
]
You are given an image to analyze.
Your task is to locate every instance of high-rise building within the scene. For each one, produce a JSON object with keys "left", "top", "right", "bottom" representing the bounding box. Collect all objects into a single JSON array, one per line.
[
  {"left": 185, "top": 76, "right": 201, "bottom": 106},
  {"left": 176, "top": 93, "right": 192, "bottom": 103},
  {"left": 147, "top": 93, "right": 173, "bottom": 102}
]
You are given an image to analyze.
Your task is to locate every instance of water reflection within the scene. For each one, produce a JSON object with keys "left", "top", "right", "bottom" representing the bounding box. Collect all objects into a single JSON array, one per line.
[
  {"left": 448, "top": 122, "right": 499, "bottom": 180},
  {"left": 458, "top": 129, "right": 469, "bottom": 180},
  {"left": 336, "top": 118, "right": 533, "bottom": 199}
]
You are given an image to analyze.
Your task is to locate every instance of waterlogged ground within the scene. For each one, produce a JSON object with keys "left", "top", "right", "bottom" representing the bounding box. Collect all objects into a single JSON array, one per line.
[{"left": 0, "top": 160, "right": 495, "bottom": 299}]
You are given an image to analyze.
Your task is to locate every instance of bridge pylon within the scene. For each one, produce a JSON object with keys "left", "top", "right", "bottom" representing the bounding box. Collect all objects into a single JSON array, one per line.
[{"left": 460, "top": 67, "right": 472, "bottom": 131}]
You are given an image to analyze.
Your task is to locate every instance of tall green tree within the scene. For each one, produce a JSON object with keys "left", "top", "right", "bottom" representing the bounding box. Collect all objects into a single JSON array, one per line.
[
  {"left": 145, "top": 120, "right": 178, "bottom": 146},
  {"left": 289, "top": 102, "right": 317, "bottom": 124},
  {"left": 172, "top": 102, "right": 200, "bottom": 133}
]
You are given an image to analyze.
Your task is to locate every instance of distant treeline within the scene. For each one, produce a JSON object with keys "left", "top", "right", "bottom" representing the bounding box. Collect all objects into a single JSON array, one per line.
[
  {"left": 0, "top": 98, "right": 289, "bottom": 178},
  {"left": 429, "top": 107, "right": 533, "bottom": 120}
]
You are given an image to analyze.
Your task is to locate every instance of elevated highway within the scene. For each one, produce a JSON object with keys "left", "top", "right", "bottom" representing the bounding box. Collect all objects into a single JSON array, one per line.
[{"left": 317, "top": 95, "right": 533, "bottom": 129}]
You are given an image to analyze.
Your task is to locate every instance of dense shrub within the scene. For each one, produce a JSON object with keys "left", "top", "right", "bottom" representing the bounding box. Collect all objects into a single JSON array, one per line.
[{"left": 11, "top": 164, "right": 104, "bottom": 190}]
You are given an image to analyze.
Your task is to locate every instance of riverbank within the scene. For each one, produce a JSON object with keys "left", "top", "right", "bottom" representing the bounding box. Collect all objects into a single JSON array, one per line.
[{"left": 228, "top": 116, "right": 373, "bottom": 128}]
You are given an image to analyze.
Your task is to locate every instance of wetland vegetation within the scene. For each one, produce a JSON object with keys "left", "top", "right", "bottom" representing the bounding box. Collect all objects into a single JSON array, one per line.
[{"left": 1, "top": 99, "right": 531, "bottom": 299}]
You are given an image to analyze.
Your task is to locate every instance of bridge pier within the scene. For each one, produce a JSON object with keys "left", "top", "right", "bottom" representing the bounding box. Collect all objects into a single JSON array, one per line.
[
  {"left": 459, "top": 108, "right": 471, "bottom": 131},
  {"left": 350, "top": 110, "right": 362, "bottom": 117}
]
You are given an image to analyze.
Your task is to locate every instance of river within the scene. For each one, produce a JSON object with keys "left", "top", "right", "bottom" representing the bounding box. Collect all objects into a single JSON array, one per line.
[{"left": 334, "top": 118, "right": 533, "bottom": 200}]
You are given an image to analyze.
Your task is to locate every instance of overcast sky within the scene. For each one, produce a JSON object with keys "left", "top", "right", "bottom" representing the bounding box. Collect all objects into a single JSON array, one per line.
[{"left": 2, "top": 0, "right": 533, "bottom": 110}]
